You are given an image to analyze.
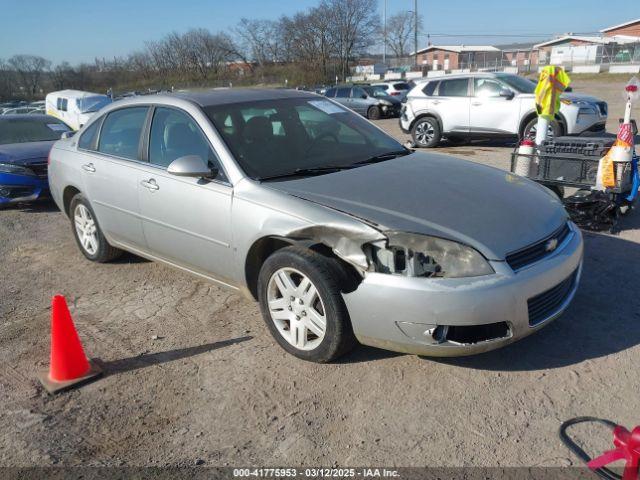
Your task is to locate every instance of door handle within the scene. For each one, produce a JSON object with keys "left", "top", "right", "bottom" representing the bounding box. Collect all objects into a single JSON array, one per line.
[
  {"left": 141, "top": 179, "right": 159, "bottom": 191},
  {"left": 471, "top": 101, "right": 483, "bottom": 106},
  {"left": 82, "top": 163, "right": 96, "bottom": 173}
]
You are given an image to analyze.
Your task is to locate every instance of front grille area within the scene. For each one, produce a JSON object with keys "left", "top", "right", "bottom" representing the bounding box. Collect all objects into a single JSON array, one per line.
[
  {"left": 506, "top": 223, "right": 571, "bottom": 272},
  {"left": 28, "top": 162, "right": 48, "bottom": 179},
  {"left": 527, "top": 269, "right": 578, "bottom": 326}
]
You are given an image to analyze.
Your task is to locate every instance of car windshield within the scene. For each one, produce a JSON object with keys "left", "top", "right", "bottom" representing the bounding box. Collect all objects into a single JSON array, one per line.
[
  {"left": 496, "top": 74, "right": 536, "bottom": 94},
  {"left": 204, "top": 97, "right": 404, "bottom": 180},
  {"left": 78, "top": 96, "right": 112, "bottom": 113},
  {"left": 363, "top": 86, "right": 388, "bottom": 98},
  {"left": 0, "top": 117, "right": 71, "bottom": 145}
]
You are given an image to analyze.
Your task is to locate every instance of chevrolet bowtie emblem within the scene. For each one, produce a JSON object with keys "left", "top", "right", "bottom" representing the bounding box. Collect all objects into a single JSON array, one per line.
[{"left": 545, "top": 238, "right": 559, "bottom": 252}]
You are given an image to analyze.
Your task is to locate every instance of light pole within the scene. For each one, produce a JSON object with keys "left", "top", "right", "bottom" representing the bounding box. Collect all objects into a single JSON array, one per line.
[
  {"left": 414, "top": 0, "right": 419, "bottom": 68},
  {"left": 382, "top": 0, "right": 387, "bottom": 65}
]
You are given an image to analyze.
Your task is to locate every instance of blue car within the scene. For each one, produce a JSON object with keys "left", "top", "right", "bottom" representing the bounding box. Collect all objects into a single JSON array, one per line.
[{"left": 0, "top": 114, "right": 71, "bottom": 206}]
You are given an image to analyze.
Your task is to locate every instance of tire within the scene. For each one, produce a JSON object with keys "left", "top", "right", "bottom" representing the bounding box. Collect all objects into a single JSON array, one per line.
[
  {"left": 257, "top": 246, "right": 357, "bottom": 363},
  {"left": 412, "top": 117, "right": 442, "bottom": 148},
  {"left": 367, "top": 106, "right": 381, "bottom": 120},
  {"left": 69, "top": 193, "right": 122, "bottom": 263},
  {"left": 523, "top": 117, "right": 562, "bottom": 141}
]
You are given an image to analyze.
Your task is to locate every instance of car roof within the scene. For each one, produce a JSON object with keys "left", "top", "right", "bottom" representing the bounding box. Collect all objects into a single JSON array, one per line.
[
  {"left": 172, "top": 88, "right": 319, "bottom": 107},
  {"left": 415, "top": 72, "right": 509, "bottom": 84}
]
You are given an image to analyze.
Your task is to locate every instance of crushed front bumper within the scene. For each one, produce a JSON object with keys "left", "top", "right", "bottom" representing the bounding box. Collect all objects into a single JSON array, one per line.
[{"left": 343, "top": 224, "right": 583, "bottom": 357}]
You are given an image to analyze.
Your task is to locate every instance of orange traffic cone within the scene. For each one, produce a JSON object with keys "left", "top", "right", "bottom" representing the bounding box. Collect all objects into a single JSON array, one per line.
[{"left": 38, "top": 295, "right": 102, "bottom": 394}]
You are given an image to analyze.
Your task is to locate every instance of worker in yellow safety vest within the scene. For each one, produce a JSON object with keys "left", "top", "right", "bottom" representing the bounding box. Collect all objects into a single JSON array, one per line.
[{"left": 535, "top": 66, "right": 571, "bottom": 120}]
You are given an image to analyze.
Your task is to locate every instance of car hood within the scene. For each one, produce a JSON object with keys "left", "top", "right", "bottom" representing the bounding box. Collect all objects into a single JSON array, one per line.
[
  {"left": 0, "top": 141, "right": 55, "bottom": 165},
  {"left": 381, "top": 95, "right": 402, "bottom": 105},
  {"left": 266, "top": 152, "right": 567, "bottom": 260}
]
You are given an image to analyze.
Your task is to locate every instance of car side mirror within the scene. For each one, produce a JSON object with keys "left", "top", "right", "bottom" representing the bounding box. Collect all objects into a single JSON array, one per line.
[
  {"left": 361, "top": 94, "right": 368, "bottom": 99},
  {"left": 167, "top": 155, "right": 217, "bottom": 179},
  {"left": 61, "top": 131, "right": 76, "bottom": 139},
  {"left": 499, "top": 88, "right": 515, "bottom": 100}
]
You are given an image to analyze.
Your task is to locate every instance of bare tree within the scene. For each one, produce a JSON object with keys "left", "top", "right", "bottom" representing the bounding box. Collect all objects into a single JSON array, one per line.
[
  {"left": 235, "top": 18, "right": 282, "bottom": 66},
  {"left": 321, "top": 0, "right": 380, "bottom": 80},
  {"left": 7, "top": 54, "right": 51, "bottom": 97},
  {"left": 0, "top": 58, "right": 14, "bottom": 100},
  {"left": 280, "top": 7, "right": 335, "bottom": 81},
  {"left": 385, "top": 11, "right": 422, "bottom": 58},
  {"left": 182, "top": 29, "right": 238, "bottom": 79}
]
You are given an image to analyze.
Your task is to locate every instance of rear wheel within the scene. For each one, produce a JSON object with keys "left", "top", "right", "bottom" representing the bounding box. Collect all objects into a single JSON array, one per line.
[
  {"left": 367, "top": 106, "right": 381, "bottom": 120},
  {"left": 412, "top": 117, "right": 441, "bottom": 148},
  {"left": 70, "top": 193, "right": 122, "bottom": 263},
  {"left": 257, "top": 247, "right": 356, "bottom": 363}
]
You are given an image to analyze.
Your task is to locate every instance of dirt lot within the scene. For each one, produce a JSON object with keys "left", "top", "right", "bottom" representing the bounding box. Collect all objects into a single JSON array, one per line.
[{"left": 1, "top": 77, "right": 639, "bottom": 472}]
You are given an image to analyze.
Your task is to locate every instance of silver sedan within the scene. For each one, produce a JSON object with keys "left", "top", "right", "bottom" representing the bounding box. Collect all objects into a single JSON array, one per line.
[{"left": 48, "top": 89, "right": 583, "bottom": 362}]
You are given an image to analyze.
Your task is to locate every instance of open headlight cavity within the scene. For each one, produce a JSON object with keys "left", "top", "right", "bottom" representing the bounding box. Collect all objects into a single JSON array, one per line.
[{"left": 367, "top": 232, "right": 494, "bottom": 278}]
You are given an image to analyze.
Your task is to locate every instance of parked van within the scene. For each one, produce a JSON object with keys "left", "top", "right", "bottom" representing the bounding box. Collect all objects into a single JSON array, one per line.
[{"left": 45, "top": 90, "right": 112, "bottom": 130}]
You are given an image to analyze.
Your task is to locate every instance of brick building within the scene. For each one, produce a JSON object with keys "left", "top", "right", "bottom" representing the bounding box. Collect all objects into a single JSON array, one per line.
[
  {"left": 601, "top": 18, "right": 640, "bottom": 38},
  {"left": 414, "top": 46, "right": 500, "bottom": 71}
]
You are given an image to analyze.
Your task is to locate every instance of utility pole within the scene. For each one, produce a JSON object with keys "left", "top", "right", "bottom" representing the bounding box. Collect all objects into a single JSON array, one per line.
[
  {"left": 382, "top": 0, "right": 387, "bottom": 65},
  {"left": 414, "top": 0, "right": 419, "bottom": 68}
]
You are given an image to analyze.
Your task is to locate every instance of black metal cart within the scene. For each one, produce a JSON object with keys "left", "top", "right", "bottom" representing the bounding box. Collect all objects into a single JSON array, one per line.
[{"left": 510, "top": 136, "right": 638, "bottom": 233}]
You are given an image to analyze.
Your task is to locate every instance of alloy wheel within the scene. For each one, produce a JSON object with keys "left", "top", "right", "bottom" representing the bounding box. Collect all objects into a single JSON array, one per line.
[
  {"left": 526, "top": 122, "right": 556, "bottom": 141},
  {"left": 267, "top": 267, "right": 327, "bottom": 351},
  {"left": 74, "top": 204, "right": 99, "bottom": 255},
  {"left": 415, "top": 120, "right": 435, "bottom": 144}
]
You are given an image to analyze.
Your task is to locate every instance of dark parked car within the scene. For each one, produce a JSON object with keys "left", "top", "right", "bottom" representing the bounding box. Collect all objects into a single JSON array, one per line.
[
  {"left": 0, "top": 114, "right": 72, "bottom": 206},
  {"left": 325, "top": 85, "right": 401, "bottom": 120}
]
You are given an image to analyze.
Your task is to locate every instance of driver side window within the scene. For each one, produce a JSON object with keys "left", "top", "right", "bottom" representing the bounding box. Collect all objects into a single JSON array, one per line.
[
  {"left": 473, "top": 78, "right": 504, "bottom": 98},
  {"left": 352, "top": 87, "right": 366, "bottom": 99},
  {"left": 148, "top": 107, "right": 219, "bottom": 172}
]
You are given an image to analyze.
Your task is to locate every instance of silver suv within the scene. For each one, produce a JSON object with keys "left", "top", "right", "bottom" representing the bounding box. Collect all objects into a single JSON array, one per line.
[
  {"left": 48, "top": 89, "right": 583, "bottom": 362},
  {"left": 325, "top": 85, "right": 401, "bottom": 120},
  {"left": 400, "top": 73, "right": 607, "bottom": 147}
]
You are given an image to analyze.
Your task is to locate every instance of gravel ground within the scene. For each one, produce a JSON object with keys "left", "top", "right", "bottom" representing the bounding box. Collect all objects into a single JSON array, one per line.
[{"left": 1, "top": 77, "right": 639, "bottom": 472}]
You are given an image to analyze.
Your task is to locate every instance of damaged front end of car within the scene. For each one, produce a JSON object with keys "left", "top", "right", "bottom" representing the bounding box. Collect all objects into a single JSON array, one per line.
[{"left": 281, "top": 224, "right": 514, "bottom": 353}]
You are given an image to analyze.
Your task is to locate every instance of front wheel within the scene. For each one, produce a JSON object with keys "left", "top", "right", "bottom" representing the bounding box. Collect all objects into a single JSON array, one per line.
[
  {"left": 69, "top": 193, "right": 122, "bottom": 262},
  {"left": 257, "top": 247, "right": 356, "bottom": 363},
  {"left": 367, "top": 106, "right": 381, "bottom": 120},
  {"left": 412, "top": 117, "right": 442, "bottom": 148},
  {"left": 523, "top": 118, "right": 562, "bottom": 141}
]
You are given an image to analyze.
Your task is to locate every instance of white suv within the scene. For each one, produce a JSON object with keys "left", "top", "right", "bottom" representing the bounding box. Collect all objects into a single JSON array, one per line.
[{"left": 400, "top": 73, "right": 608, "bottom": 147}]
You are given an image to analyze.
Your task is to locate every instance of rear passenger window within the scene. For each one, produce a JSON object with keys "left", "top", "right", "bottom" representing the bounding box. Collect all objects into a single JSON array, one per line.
[
  {"left": 336, "top": 87, "right": 351, "bottom": 98},
  {"left": 78, "top": 119, "right": 101, "bottom": 150},
  {"left": 423, "top": 81, "right": 438, "bottom": 96},
  {"left": 324, "top": 88, "right": 337, "bottom": 97},
  {"left": 437, "top": 79, "right": 469, "bottom": 97},
  {"left": 98, "top": 107, "right": 148, "bottom": 160}
]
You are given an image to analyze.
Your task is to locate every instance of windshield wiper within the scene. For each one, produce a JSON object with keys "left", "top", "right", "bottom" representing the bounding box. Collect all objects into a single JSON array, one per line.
[
  {"left": 352, "top": 149, "right": 411, "bottom": 166},
  {"left": 259, "top": 149, "right": 411, "bottom": 181},
  {"left": 259, "top": 165, "right": 355, "bottom": 181}
]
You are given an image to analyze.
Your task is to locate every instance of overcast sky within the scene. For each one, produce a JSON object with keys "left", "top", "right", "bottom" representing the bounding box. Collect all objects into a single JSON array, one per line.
[{"left": 0, "top": 0, "right": 638, "bottom": 64}]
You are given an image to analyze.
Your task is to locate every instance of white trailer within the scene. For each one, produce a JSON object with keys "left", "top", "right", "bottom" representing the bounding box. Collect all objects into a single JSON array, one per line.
[{"left": 45, "top": 90, "right": 112, "bottom": 130}]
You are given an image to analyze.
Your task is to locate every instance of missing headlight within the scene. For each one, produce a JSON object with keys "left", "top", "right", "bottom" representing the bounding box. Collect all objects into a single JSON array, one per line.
[
  {"left": 368, "top": 243, "right": 442, "bottom": 278},
  {"left": 366, "top": 232, "right": 494, "bottom": 278}
]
